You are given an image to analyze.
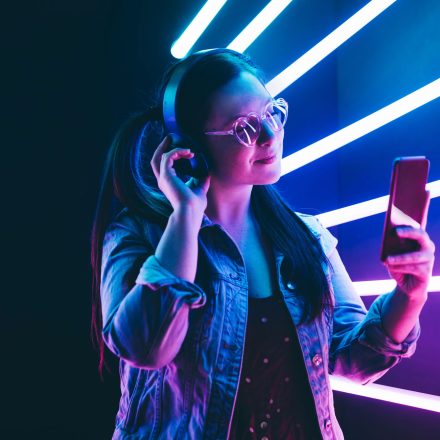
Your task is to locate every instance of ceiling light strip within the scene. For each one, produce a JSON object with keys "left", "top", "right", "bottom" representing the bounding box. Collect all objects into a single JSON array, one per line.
[
  {"left": 171, "top": 0, "right": 228, "bottom": 59},
  {"left": 227, "top": 0, "right": 293, "bottom": 53},
  {"left": 266, "top": 0, "right": 397, "bottom": 96},
  {"left": 280, "top": 78, "right": 440, "bottom": 176}
]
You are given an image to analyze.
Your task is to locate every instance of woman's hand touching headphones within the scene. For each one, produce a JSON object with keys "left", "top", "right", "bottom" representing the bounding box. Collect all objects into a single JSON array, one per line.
[{"left": 150, "top": 134, "right": 211, "bottom": 216}]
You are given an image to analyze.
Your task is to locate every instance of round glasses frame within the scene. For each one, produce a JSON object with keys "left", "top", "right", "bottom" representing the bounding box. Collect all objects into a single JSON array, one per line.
[{"left": 204, "top": 97, "right": 288, "bottom": 147}]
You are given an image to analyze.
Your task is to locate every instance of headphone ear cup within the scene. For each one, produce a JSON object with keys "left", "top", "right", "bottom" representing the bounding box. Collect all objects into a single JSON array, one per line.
[
  {"left": 174, "top": 150, "right": 209, "bottom": 179},
  {"left": 166, "top": 133, "right": 210, "bottom": 179}
]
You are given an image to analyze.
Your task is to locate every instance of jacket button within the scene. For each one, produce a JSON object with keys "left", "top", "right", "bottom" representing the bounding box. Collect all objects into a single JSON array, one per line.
[
  {"left": 324, "top": 419, "right": 332, "bottom": 430},
  {"left": 286, "top": 281, "right": 295, "bottom": 290},
  {"left": 229, "top": 272, "right": 239, "bottom": 280},
  {"left": 312, "top": 354, "right": 322, "bottom": 367},
  {"left": 260, "top": 421, "right": 268, "bottom": 429}
]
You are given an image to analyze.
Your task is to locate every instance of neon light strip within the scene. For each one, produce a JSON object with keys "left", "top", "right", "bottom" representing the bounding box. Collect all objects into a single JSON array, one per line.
[
  {"left": 317, "top": 195, "right": 388, "bottom": 227},
  {"left": 280, "top": 78, "right": 440, "bottom": 176},
  {"left": 315, "top": 180, "right": 440, "bottom": 227},
  {"left": 353, "top": 277, "right": 440, "bottom": 296},
  {"left": 171, "top": 0, "right": 228, "bottom": 59},
  {"left": 227, "top": 0, "right": 293, "bottom": 53},
  {"left": 330, "top": 376, "right": 440, "bottom": 413},
  {"left": 266, "top": 0, "right": 397, "bottom": 96}
]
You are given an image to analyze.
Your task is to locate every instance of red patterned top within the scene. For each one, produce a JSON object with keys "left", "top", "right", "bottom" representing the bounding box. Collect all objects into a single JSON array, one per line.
[{"left": 229, "top": 293, "right": 322, "bottom": 440}]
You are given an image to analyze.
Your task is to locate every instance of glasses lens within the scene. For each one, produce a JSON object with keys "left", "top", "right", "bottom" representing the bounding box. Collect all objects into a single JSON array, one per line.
[
  {"left": 265, "top": 99, "right": 288, "bottom": 131},
  {"left": 234, "top": 114, "right": 260, "bottom": 146}
]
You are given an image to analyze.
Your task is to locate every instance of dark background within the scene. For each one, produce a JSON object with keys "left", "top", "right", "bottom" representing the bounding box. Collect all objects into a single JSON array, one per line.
[{"left": 3, "top": 0, "right": 440, "bottom": 438}]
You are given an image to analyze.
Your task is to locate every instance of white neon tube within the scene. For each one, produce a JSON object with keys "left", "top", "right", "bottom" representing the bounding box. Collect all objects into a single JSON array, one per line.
[
  {"left": 227, "top": 0, "right": 293, "bottom": 53},
  {"left": 330, "top": 376, "right": 440, "bottom": 413},
  {"left": 353, "top": 277, "right": 440, "bottom": 296},
  {"left": 317, "top": 196, "right": 388, "bottom": 227},
  {"left": 266, "top": 0, "right": 397, "bottom": 96},
  {"left": 280, "top": 78, "right": 440, "bottom": 176},
  {"left": 171, "top": 0, "right": 228, "bottom": 59},
  {"left": 315, "top": 179, "right": 440, "bottom": 227}
]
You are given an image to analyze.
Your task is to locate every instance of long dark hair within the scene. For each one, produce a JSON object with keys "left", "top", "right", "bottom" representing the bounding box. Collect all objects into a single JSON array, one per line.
[{"left": 90, "top": 51, "right": 334, "bottom": 377}]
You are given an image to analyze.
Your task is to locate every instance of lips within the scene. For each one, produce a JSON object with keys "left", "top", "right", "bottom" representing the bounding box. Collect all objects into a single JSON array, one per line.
[{"left": 256, "top": 153, "right": 276, "bottom": 162}]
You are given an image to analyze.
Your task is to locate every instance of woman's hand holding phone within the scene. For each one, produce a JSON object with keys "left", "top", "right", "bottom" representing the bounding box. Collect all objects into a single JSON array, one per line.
[
  {"left": 383, "top": 225, "right": 435, "bottom": 301},
  {"left": 150, "top": 134, "right": 211, "bottom": 217},
  {"left": 380, "top": 157, "right": 435, "bottom": 301},
  {"left": 380, "top": 223, "right": 435, "bottom": 344}
]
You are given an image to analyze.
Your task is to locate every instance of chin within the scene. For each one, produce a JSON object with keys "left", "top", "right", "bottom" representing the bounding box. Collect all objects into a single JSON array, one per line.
[
  {"left": 254, "top": 171, "right": 281, "bottom": 185},
  {"left": 262, "top": 163, "right": 282, "bottom": 183}
]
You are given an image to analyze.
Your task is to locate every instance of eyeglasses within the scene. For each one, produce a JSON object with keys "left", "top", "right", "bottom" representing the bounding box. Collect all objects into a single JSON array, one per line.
[{"left": 204, "top": 97, "right": 288, "bottom": 147}]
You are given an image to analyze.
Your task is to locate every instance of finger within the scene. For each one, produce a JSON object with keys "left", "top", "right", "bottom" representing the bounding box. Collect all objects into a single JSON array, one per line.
[
  {"left": 389, "top": 266, "right": 430, "bottom": 280},
  {"left": 421, "top": 194, "right": 430, "bottom": 230},
  {"left": 161, "top": 149, "right": 193, "bottom": 167},
  {"left": 187, "top": 174, "right": 211, "bottom": 195},
  {"left": 201, "top": 174, "right": 211, "bottom": 193},
  {"left": 151, "top": 135, "right": 172, "bottom": 179},
  {"left": 162, "top": 148, "right": 193, "bottom": 161},
  {"left": 386, "top": 263, "right": 430, "bottom": 276},
  {"left": 386, "top": 251, "right": 434, "bottom": 265},
  {"left": 396, "top": 227, "right": 432, "bottom": 250},
  {"left": 160, "top": 149, "right": 193, "bottom": 176}
]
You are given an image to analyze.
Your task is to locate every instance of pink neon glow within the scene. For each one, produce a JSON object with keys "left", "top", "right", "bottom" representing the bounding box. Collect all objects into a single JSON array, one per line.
[
  {"left": 353, "top": 276, "right": 439, "bottom": 296},
  {"left": 330, "top": 377, "right": 440, "bottom": 413}
]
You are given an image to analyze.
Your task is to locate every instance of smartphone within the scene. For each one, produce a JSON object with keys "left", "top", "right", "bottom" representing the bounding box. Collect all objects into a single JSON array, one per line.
[
  {"left": 167, "top": 133, "right": 210, "bottom": 179},
  {"left": 380, "top": 156, "right": 430, "bottom": 261}
]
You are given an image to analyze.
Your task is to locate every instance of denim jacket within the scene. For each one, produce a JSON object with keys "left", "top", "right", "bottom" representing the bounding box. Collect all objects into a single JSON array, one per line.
[{"left": 100, "top": 207, "right": 421, "bottom": 440}]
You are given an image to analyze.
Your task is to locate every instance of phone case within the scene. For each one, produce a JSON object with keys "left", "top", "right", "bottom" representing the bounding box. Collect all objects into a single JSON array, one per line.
[{"left": 380, "top": 157, "right": 430, "bottom": 261}]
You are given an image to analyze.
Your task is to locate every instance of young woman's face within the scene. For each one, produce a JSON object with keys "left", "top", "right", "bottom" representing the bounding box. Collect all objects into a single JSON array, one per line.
[{"left": 202, "top": 71, "right": 284, "bottom": 186}]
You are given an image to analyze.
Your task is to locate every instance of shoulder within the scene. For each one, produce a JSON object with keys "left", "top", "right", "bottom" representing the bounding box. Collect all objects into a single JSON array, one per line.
[
  {"left": 294, "top": 211, "right": 338, "bottom": 256},
  {"left": 105, "top": 207, "right": 165, "bottom": 249},
  {"left": 106, "top": 207, "right": 145, "bottom": 235},
  {"left": 294, "top": 212, "right": 322, "bottom": 237}
]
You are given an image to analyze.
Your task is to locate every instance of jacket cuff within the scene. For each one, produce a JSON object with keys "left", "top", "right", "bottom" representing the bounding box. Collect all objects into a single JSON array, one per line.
[
  {"left": 357, "top": 294, "right": 421, "bottom": 357},
  {"left": 136, "top": 255, "right": 207, "bottom": 309}
]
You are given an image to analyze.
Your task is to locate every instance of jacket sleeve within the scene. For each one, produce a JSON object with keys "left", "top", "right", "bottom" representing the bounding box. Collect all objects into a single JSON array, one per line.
[
  {"left": 100, "top": 210, "right": 207, "bottom": 370},
  {"left": 313, "top": 217, "right": 421, "bottom": 385}
]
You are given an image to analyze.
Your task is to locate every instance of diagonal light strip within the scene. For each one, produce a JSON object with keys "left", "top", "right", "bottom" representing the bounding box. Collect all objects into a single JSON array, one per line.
[
  {"left": 280, "top": 78, "right": 440, "bottom": 176},
  {"left": 315, "top": 179, "right": 440, "bottom": 227},
  {"left": 353, "top": 277, "right": 440, "bottom": 296},
  {"left": 330, "top": 376, "right": 440, "bottom": 413},
  {"left": 227, "top": 0, "right": 293, "bottom": 53},
  {"left": 171, "top": 0, "right": 228, "bottom": 59},
  {"left": 266, "top": 0, "right": 397, "bottom": 96}
]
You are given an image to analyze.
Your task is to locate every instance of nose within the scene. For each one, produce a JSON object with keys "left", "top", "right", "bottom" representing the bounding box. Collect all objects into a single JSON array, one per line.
[{"left": 256, "top": 119, "right": 277, "bottom": 148}]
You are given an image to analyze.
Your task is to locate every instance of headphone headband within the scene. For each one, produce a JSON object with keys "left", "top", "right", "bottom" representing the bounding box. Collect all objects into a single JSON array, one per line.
[{"left": 162, "top": 48, "right": 240, "bottom": 136}]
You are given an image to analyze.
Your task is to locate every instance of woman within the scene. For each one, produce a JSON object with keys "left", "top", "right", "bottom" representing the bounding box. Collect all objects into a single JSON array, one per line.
[{"left": 90, "top": 49, "right": 435, "bottom": 439}]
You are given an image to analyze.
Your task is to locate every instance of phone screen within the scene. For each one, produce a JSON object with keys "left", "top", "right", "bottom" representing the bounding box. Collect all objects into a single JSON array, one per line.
[{"left": 380, "top": 157, "right": 430, "bottom": 261}]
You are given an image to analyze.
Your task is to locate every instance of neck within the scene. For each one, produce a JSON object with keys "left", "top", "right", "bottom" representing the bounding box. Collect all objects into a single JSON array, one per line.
[{"left": 204, "top": 178, "right": 254, "bottom": 231}]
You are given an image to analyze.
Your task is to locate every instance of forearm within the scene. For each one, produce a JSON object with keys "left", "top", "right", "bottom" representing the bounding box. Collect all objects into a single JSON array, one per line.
[
  {"left": 101, "top": 209, "right": 207, "bottom": 369},
  {"left": 155, "top": 206, "right": 203, "bottom": 284},
  {"left": 380, "top": 286, "right": 427, "bottom": 343},
  {"left": 328, "top": 246, "right": 421, "bottom": 384}
]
